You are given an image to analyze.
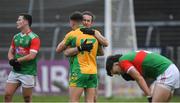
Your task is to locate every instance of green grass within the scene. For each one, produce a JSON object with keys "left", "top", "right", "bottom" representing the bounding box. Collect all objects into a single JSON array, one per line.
[{"left": 0, "top": 95, "right": 180, "bottom": 102}]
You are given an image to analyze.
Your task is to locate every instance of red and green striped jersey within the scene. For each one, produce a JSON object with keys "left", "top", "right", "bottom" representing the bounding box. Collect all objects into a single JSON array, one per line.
[
  {"left": 11, "top": 30, "right": 40, "bottom": 75},
  {"left": 119, "top": 50, "right": 172, "bottom": 79}
]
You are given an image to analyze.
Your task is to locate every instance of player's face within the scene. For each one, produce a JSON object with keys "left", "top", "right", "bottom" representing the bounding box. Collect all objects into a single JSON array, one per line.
[
  {"left": 83, "top": 14, "right": 93, "bottom": 28},
  {"left": 111, "top": 62, "right": 121, "bottom": 76},
  {"left": 16, "top": 16, "right": 28, "bottom": 29}
]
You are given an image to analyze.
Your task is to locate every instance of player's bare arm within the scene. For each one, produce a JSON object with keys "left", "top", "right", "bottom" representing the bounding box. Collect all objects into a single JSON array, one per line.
[
  {"left": 8, "top": 47, "right": 15, "bottom": 60},
  {"left": 128, "top": 67, "right": 151, "bottom": 97},
  {"left": 56, "top": 40, "right": 67, "bottom": 53},
  {"left": 80, "top": 28, "right": 108, "bottom": 47},
  {"left": 64, "top": 46, "right": 79, "bottom": 57},
  {"left": 64, "top": 44, "right": 103, "bottom": 57},
  {"left": 64, "top": 39, "right": 93, "bottom": 57},
  {"left": 94, "top": 30, "right": 108, "bottom": 47},
  {"left": 17, "top": 51, "right": 37, "bottom": 63}
]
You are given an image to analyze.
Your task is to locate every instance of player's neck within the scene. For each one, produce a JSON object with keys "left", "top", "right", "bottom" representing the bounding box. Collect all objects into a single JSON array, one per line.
[
  {"left": 72, "top": 25, "right": 79, "bottom": 30},
  {"left": 21, "top": 26, "right": 31, "bottom": 34}
]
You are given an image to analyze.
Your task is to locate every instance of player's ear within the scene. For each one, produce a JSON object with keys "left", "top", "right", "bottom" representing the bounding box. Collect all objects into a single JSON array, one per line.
[{"left": 24, "top": 20, "right": 29, "bottom": 26}]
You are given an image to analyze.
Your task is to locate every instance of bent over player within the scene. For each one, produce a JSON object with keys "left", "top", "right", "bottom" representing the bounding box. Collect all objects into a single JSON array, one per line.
[{"left": 106, "top": 50, "right": 180, "bottom": 102}]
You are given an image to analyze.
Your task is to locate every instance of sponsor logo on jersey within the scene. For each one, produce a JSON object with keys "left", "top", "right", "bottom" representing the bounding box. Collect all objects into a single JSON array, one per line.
[{"left": 16, "top": 46, "right": 29, "bottom": 55}]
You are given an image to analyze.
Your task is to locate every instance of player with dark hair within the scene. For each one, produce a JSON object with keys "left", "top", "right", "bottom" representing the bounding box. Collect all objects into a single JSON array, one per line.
[
  {"left": 19, "top": 13, "right": 32, "bottom": 27},
  {"left": 56, "top": 11, "right": 99, "bottom": 102},
  {"left": 4, "top": 13, "right": 40, "bottom": 102},
  {"left": 63, "top": 11, "right": 109, "bottom": 102},
  {"left": 106, "top": 50, "right": 180, "bottom": 102}
]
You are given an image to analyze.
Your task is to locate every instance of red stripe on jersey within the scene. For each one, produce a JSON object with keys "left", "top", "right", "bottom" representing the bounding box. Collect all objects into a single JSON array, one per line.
[
  {"left": 119, "top": 60, "right": 133, "bottom": 72},
  {"left": 132, "top": 51, "right": 147, "bottom": 75},
  {"left": 30, "top": 38, "right": 40, "bottom": 51},
  {"left": 11, "top": 38, "right": 15, "bottom": 49}
]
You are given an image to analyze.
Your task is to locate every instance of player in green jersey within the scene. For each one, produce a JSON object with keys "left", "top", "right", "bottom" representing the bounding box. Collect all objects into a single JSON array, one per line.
[
  {"left": 63, "top": 11, "right": 108, "bottom": 102},
  {"left": 56, "top": 11, "right": 98, "bottom": 102},
  {"left": 106, "top": 50, "right": 180, "bottom": 102},
  {"left": 4, "top": 13, "right": 40, "bottom": 102}
]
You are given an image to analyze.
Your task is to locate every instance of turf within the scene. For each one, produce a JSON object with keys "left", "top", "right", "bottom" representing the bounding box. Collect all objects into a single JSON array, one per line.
[{"left": 0, "top": 95, "right": 180, "bottom": 102}]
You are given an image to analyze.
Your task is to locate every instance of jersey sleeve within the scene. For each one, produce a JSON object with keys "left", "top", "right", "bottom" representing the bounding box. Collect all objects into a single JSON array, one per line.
[
  {"left": 10, "top": 38, "right": 15, "bottom": 49},
  {"left": 30, "top": 37, "right": 40, "bottom": 53},
  {"left": 63, "top": 32, "right": 73, "bottom": 46},
  {"left": 119, "top": 60, "right": 134, "bottom": 73}
]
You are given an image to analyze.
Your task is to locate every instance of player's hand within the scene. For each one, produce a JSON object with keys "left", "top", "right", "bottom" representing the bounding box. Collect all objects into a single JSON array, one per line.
[
  {"left": 78, "top": 39, "right": 93, "bottom": 52},
  {"left": 80, "top": 28, "right": 95, "bottom": 35},
  {"left": 147, "top": 96, "right": 152, "bottom": 103},
  {"left": 9, "top": 59, "right": 21, "bottom": 71}
]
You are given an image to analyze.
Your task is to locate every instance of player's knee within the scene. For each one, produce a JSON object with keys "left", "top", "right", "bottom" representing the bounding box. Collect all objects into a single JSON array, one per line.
[{"left": 23, "top": 96, "right": 32, "bottom": 102}]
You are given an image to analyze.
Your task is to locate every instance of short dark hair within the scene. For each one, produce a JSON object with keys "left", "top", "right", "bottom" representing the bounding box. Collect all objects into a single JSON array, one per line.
[
  {"left": 70, "top": 11, "right": 83, "bottom": 22},
  {"left": 19, "top": 13, "right": 32, "bottom": 27},
  {"left": 106, "top": 54, "right": 122, "bottom": 76},
  {"left": 82, "top": 11, "right": 95, "bottom": 22}
]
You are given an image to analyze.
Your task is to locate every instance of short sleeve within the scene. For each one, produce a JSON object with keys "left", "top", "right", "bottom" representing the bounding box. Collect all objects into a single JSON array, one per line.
[
  {"left": 30, "top": 38, "right": 40, "bottom": 53},
  {"left": 63, "top": 33, "right": 73, "bottom": 46},
  {"left": 11, "top": 38, "right": 15, "bottom": 49},
  {"left": 119, "top": 60, "right": 134, "bottom": 73}
]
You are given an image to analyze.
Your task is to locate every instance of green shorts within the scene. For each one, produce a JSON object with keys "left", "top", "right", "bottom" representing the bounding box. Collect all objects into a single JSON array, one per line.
[{"left": 69, "top": 72, "right": 98, "bottom": 88}]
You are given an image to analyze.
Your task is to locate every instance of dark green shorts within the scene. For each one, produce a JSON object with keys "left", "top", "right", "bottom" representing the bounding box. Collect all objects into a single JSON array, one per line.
[{"left": 69, "top": 72, "right": 98, "bottom": 88}]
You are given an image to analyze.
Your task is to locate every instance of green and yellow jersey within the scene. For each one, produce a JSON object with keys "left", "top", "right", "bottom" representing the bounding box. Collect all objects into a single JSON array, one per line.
[{"left": 63, "top": 28, "right": 99, "bottom": 74}]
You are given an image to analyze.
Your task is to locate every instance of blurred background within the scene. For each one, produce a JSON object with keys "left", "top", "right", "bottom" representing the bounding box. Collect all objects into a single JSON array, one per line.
[{"left": 0, "top": 0, "right": 180, "bottom": 102}]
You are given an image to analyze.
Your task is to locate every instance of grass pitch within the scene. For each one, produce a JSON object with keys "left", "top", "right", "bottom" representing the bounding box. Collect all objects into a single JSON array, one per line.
[{"left": 0, "top": 95, "right": 180, "bottom": 102}]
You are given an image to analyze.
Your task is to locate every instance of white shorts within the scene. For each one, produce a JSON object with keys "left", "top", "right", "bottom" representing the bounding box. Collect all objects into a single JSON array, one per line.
[
  {"left": 156, "top": 64, "right": 180, "bottom": 90},
  {"left": 7, "top": 71, "right": 36, "bottom": 88}
]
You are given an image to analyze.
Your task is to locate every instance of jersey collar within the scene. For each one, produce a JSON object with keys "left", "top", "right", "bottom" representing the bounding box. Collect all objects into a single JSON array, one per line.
[{"left": 20, "top": 29, "right": 32, "bottom": 37}]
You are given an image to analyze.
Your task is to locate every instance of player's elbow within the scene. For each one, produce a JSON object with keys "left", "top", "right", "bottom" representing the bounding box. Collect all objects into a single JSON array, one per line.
[
  {"left": 56, "top": 42, "right": 66, "bottom": 53},
  {"left": 99, "top": 41, "right": 108, "bottom": 47},
  {"left": 100, "top": 39, "right": 109, "bottom": 47},
  {"left": 56, "top": 47, "right": 63, "bottom": 53},
  {"left": 56, "top": 48, "right": 60, "bottom": 53},
  {"left": 103, "top": 40, "right": 109, "bottom": 47}
]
